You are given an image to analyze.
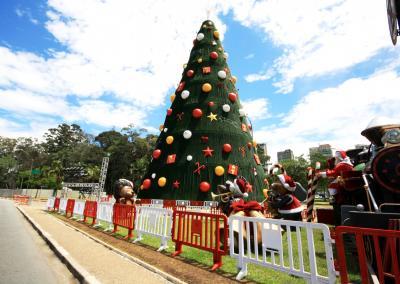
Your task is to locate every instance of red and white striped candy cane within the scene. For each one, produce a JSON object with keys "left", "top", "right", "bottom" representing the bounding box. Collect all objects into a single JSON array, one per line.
[{"left": 306, "top": 164, "right": 320, "bottom": 222}]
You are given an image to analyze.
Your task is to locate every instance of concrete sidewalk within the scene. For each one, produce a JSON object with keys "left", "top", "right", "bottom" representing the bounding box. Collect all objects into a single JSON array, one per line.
[{"left": 19, "top": 203, "right": 175, "bottom": 284}]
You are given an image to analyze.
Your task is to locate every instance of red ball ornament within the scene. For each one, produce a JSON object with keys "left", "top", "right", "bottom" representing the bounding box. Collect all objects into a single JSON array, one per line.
[
  {"left": 167, "top": 108, "right": 173, "bottom": 116},
  {"left": 192, "top": 108, "right": 203, "bottom": 118},
  {"left": 208, "top": 101, "right": 215, "bottom": 107},
  {"left": 186, "top": 70, "right": 194, "bottom": 78},
  {"left": 142, "top": 179, "right": 151, "bottom": 190},
  {"left": 152, "top": 149, "right": 162, "bottom": 159},
  {"left": 199, "top": 181, "right": 211, "bottom": 192},
  {"left": 223, "top": 143, "right": 232, "bottom": 153},
  {"left": 228, "top": 93, "right": 237, "bottom": 102},
  {"left": 210, "top": 51, "right": 218, "bottom": 60}
]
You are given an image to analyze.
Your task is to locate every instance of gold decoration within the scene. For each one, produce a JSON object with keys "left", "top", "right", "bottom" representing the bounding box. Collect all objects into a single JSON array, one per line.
[
  {"left": 207, "top": 112, "right": 217, "bottom": 121},
  {"left": 170, "top": 94, "right": 176, "bottom": 103},
  {"left": 197, "top": 58, "right": 203, "bottom": 63},
  {"left": 202, "top": 83, "right": 212, "bottom": 92},
  {"left": 213, "top": 30, "right": 220, "bottom": 39}
]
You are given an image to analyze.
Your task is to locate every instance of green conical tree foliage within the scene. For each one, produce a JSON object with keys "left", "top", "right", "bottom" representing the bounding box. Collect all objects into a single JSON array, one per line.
[{"left": 138, "top": 20, "right": 266, "bottom": 201}]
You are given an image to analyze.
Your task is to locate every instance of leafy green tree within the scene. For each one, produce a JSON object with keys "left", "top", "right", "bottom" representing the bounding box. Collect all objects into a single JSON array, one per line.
[{"left": 280, "top": 155, "right": 309, "bottom": 188}]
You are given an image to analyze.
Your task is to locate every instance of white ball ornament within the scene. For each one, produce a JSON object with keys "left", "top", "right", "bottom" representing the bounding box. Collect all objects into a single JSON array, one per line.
[
  {"left": 183, "top": 130, "right": 192, "bottom": 139},
  {"left": 239, "top": 108, "right": 246, "bottom": 117},
  {"left": 181, "top": 90, "right": 190, "bottom": 99},
  {"left": 222, "top": 104, "right": 231, "bottom": 112},
  {"left": 187, "top": 155, "right": 193, "bottom": 161},
  {"left": 163, "top": 127, "right": 168, "bottom": 132},
  {"left": 217, "top": 70, "right": 226, "bottom": 79},
  {"left": 224, "top": 52, "right": 229, "bottom": 59},
  {"left": 151, "top": 173, "right": 156, "bottom": 179},
  {"left": 196, "top": 33, "right": 205, "bottom": 41}
]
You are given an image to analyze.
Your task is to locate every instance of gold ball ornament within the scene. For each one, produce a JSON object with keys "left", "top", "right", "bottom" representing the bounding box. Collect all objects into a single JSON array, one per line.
[
  {"left": 140, "top": 185, "right": 144, "bottom": 190},
  {"left": 231, "top": 76, "right": 237, "bottom": 84},
  {"left": 214, "top": 166, "right": 225, "bottom": 176},
  {"left": 170, "top": 94, "right": 176, "bottom": 103},
  {"left": 213, "top": 30, "right": 220, "bottom": 39},
  {"left": 159, "top": 125, "right": 164, "bottom": 131},
  {"left": 202, "top": 83, "right": 212, "bottom": 93},
  {"left": 158, "top": 177, "right": 167, "bottom": 187},
  {"left": 218, "top": 47, "right": 223, "bottom": 51},
  {"left": 253, "top": 140, "right": 257, "bottom": 147},
  {"left": 166, "top": 136, "right": 174, "bottom": 144},
  {"left": 183, "top": 63, "right": 187, "bottom": 69},
  {"left": 197, "top": 58, "right": 203, "bottom": 63}
]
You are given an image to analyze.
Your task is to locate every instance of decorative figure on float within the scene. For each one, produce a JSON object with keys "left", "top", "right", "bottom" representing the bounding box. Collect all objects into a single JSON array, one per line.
[
  {"left": 317, "top": 151, "right": 353, "bottom": 225},
  {"left": 268, "top": 164, "right": 303, "bottom": 221},
  {"left": 113, "top": 179, "right": 136, "bottom": 205}
]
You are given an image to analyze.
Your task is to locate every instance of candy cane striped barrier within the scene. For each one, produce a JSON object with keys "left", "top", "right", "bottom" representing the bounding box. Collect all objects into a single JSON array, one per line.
[
  {"left": 229, "top": 215, "right": 336, "bottom": 283},
  {"left": 72, "top": 199, "right": 86, "bottom": 221},
  {"left": 306, "top": 167, "right": 319, "bottom": 222},
  {"left": 133, "top": 206, "right": 173, "bottom": 251}
]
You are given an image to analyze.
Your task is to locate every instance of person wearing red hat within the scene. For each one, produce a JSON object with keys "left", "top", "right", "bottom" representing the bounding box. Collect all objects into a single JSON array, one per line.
[
  {"left": 318, "top": 150, "right": 353, "bottom": 225},
  {"left": 269, "top": 164, "right": 303, "bottom": 221}
]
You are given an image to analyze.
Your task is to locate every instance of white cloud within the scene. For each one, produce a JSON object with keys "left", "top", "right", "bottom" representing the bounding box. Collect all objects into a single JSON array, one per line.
[
  {"left": 1, "top": 0, "right": 232, "bottom": 137},
  {"left": 245, "top": 69, "right": 274, "bottom": 83},
  {"left": 230, "top": 0, "right": 392, "bottom": 93},
  {"left": 241, "top": 98, "right": 269, "bottom": 121},
  {"left": 15, "top": 8, "right": 39, "bottom": 25},
  {"left": 254, "top": 70, "right": 400, "bottom": 162},
  {"left": 244, "top": 53, "right": 254, "bottom": 59}
]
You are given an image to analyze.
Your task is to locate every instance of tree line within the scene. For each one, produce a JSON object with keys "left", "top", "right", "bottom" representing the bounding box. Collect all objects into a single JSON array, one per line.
[
  {"left": 0, "top": 123, "right": 157, "bottom": 194},
  {"left": 0, "top": 122, "right": 329, "bottom": 197}
]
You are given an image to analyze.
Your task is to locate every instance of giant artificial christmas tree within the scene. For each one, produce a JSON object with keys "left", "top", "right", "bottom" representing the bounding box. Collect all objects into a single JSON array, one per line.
[{"left": 138, "top": 20, "right": 266, "bottom": 201}]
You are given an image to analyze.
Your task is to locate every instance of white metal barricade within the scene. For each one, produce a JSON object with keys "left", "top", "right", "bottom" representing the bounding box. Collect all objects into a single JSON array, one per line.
[
  {"left": 96, "top": 202, "right": 114, "bottom": 231},
  {"left": 133, "top": 206, "right": 173, "bottom": 251},
  {"left": 228, "top": 216, "right": 336, "bottom": 283},
  {"left": 46, "top": 197, "right": 55, "bottom": 210},
  {"left": 59, "top": 198, "right": 68, "bottom": 213},
  {"left": 176, "top": 200, "right": 190, "bottom": 206},
  {"left": 72, "top": 199, "right": 86, "bottom": 220},
  {"left": 151, "top": 199, "right": 163, "bottom": 205},
  {"left": 204, "top": 201, "right": 218, "bottom": 208}
]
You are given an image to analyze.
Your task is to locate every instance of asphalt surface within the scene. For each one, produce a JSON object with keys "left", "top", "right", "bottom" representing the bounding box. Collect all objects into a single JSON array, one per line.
[{"left": 0, "top": 199, "right": 76, "bottom": 284}]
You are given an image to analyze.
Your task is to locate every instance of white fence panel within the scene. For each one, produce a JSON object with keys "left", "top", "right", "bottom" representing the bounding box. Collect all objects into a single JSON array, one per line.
[
  {"left": 204, "top": 201, "right": 218, "bottom": 208},
  {"left": 176, "top": 200, "right": 190, "bottom": 206},
  {"left": 46, "top": 197, "right": 55, "bottom": 210},
  {"left": 228, "top": 216, "right": 336, "bottom": 283},
  {"left": 59, "top": 198, "right": 68, "bottom": 213},
  {"left": 96, "top": 202, "right": 114, "bottom": 231},
  {"left": 72, "top": 200, "right": 86, "bottom": 220},
  {"left": 151, "top": 199, "right": 163, "bottom": 205},
  {"left": 134, "top": 206, "right": 173, "bottom": 251}
]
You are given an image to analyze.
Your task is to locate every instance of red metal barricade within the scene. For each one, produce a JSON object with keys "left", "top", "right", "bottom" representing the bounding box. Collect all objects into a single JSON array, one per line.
[
  {"left": 335, "top": 225, "right": 400, "bottom": 284},
  {"left": 54, "top": 197, "right": 60, "bottom": 212},
  {"left": 171, "top": 209, "right": 228, "bottom": 271},
  {"left": 65, "top": 199, "right": 75, "bottom": 218},
  {"left": 163, "top": 199, "right": 176, "bottom": 209},
  {"left": 112, "top": 203, "right": 136, "bottom": 240},
  {"left": 13, "top": 195, "right": 31, "bottom": 205},
  {"left": 83, "top": 201, "right": 97, "bottom": 225},
  {"left": 189, "top": 200, "right": 204, "bottom": 206}
]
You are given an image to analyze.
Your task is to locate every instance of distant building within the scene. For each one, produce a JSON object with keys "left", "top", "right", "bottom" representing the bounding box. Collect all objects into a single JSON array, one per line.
[
  {"left": 309, "top": 144, "right": 333, "bottom": 158},
  {"left": 257, "top": 143, "right": 268, "bottom": 157},
  {"left": 277, "top": 149, "right": 294, "bottom": 162}
]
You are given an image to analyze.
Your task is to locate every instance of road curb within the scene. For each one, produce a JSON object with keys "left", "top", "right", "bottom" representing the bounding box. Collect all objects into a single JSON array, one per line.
[
  {"left": 54, "top": 216, "right": 187, "bottom": 284},
  {"left": 17, "top": 206, "right": 100, "bottom": 284}
]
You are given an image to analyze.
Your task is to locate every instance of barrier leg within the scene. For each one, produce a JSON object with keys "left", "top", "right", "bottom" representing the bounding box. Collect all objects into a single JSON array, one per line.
[
  {"left": 133, "top": 233, "right": 143, "bottom": 244},
  {"left": 172, "top": 242, "right": 183, "bottom": 257},
  {"left": 236, "top": 263, "right": 248, "bottom": 280},
  {"left": 112, "top": 224, "right": 118, "bottom": 234},
  {"left": 125, "top": 229, "right": 133, "bottom": 240},
  {"left": 211, "top": 253, "right": 223, "bottom": 271},
  {"left": 91, "top": 217, "right": 96, "bottom": 226},
  {"left": 157, "top": 238, "right": 168, "bottom": 252}
]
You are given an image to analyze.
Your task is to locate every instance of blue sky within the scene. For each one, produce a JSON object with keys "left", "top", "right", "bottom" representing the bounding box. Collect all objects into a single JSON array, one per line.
[{"left": 0, "top": 0, "right": 399, "bottom": 161}]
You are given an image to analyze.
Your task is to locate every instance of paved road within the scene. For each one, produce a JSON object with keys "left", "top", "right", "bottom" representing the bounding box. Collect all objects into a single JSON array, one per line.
[{"left": 0, "top": 199, "right": 76, "bottom": 284}]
